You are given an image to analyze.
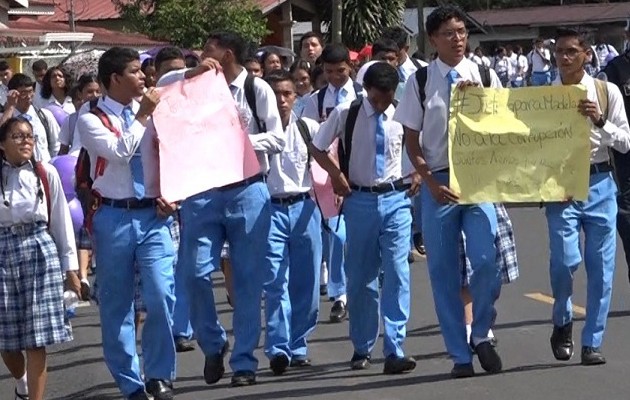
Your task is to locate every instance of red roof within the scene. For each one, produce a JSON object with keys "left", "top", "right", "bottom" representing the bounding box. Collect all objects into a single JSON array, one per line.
[
  {"left": 6, "top": 18, "right": 165, "bottom": 47},
  {"left": 39, "top": 0, "right": 122, "bottom": 22},
  {"left": 256, "top": 0, "right": 286, "bottom": 14},
  {"left": 469, "top": 3, "right": 630, "bottom": 28}
]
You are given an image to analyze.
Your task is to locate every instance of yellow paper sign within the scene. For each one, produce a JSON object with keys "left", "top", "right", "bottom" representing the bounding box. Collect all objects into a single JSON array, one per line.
[{"left": 448, "top": 85, "right": 591, "bottom": 204}]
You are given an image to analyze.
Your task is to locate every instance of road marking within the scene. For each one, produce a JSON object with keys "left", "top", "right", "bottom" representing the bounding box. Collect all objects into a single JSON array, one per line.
[{"left": 524, "top": 292, "right": 586, "bottom": 316}]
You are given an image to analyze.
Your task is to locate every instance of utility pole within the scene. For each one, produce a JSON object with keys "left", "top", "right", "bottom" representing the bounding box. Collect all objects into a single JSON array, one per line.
[
  {"left": 331, "top": 0, "right": 343, "bottom": 44},
  {"left": 416, "top": 0, "right": 425, "bottom": 57},
  {"left": 69, "top": 0, "right": 76, "bottom": 52}
]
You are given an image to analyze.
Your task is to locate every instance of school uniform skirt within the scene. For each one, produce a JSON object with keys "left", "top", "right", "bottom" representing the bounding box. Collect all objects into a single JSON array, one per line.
[{"left": 0, "top": 222, "right": 72, "bottom": 351}]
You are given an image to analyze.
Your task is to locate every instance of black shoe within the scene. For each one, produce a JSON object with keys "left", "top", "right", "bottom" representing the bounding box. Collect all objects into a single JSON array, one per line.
[
  {"left": 204, "top": 341, "right": 229, "bottom": 384},
  {"left": 14, "top": 388, "right": 29, "bottom": 400},
  {"left": 476, "top": 341, "right": 502, "bottom": 373},
  {"left": 407, "top": 252, "right": 415, "bottom": 263},
  {"left": 329, "top": 300, "right": 347, "bottom": 323},
  {"left": 231, "top": 370, "right": 256, "bottom": 387},
  {"left": 80, "top": 280, "right": 91, "bottom": 301},
  {"left": 350, "top": 353, "right": 371, "bottom": 370},
  {"left": 319, "top": 284, "right": 327, "bottom": 296},
  {"left": 550, "top": 322, "right": 574, "bottom": 361},
  {"left": 128, "top": 389, "right": 153, "bottom": 400},
  {"left": 413, "top": 233, "right": 425, "bottom": 255},
  {"left": 269, "top": 354, "right": 290, "bottom": 376},
  {"left": 145, "top": 379, "right": 173, "bottom": 400},
  {"left": 581, "top": 346, "right": 606, "bottom": 365},
  {"left": 383, "top": 355, "right": 416, "bottom": 374},
  {"left": 469, "top": 336, "right": 498, "bottom": 353},
  {"left": 175, "top": 337, "right": 195, "bottom": 353},
  {"left": 450, "top": 363, "right": 475, "bottom": 379},
  {"left": 290, "top": 357, "right": 312, "bottom": 368}
]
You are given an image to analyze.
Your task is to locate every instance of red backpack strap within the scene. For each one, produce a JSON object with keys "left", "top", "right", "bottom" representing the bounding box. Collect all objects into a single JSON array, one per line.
[
  {"left": 89, "top": 105, "right": 122, "bottom": 177},
  {"left": 34, "top": 162, "right": 51, "bottom": 228}
]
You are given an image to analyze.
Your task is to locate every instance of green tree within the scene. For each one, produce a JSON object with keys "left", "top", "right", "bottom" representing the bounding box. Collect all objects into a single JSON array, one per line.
[
  {"left": 115, "top": 0, "right": 269, "bottom": 49},
  {"left": 320, "top": 0, "right": 407, "bottom": 49}
]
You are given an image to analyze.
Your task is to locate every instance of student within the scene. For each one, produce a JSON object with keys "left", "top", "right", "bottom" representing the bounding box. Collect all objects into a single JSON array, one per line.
[
  {"left": 289, "top": 59, "right": 313, "bottom": 117},
  {"left": 244, "top": 57, "right": 264, "bottom": 78},
  {"left": 0, "top": 61, "right": 13, "bottom": 107},
  {"left": 262, "top": 50, "right": 283, "bottom": 76},
  {"left": 0, "top": 117, "right": 80, "bottom": 400},
  {"left": 394, "top": 6, "right": 504, "bottom": 378},
  {"left": 2, "top": 74, "right": 60, "bottom": 162},
  {"left": 312, "top": 62, "right": 417, "bottom": 374},
  {"left": 372, "top": 39, "right": 400, "bottom": 68},
  {"left": 40, "top": 66, "right": 75, "bottom": 117},
  {"left": 529, "top": 38, "right": 552, "bottom": 86},
  {"left": 492, "top": 47, "right": 510, "bottom": 88},
  {"left": 262, "top": 70, "right": 322, "bottom": 375},
  {"left": 141, "top": 58, "right": 157, "bottom": 88},
  {"left": 158, "top": 31, "right": 283, "bottom": 387},
  {"left": 310, "top": 65, "right": 326, "bottom": 91},
  {"left": 31, "top": 60, "right": 48, "bottom": 110},
  {"left": 300, "top": 32, "right": 324, "bottom": 64},
  {"left": 381, "top": 26, "right": 428, "bottom": 82},
  {"left": 78, "top": 47, "right": 177, "bottom": 400},
  {"left": 546, "top": 28, "right": 630, "bottom": 366},
  {"left": 59, "top": 74, "right": 101, "bottom": 156}
]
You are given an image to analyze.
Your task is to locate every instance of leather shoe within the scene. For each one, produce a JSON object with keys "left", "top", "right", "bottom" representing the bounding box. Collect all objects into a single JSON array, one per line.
[
  {"left": 128, "top": 389, "right": 153, "bottom": 400},
  {"left": 269, "top": 354, "right": 290, "bottom": 375},
  {"left": 450, "top": 363, "right": 475, "bottom": 379},
  {"left": 581, "top": 346, "right": 606, "bottom": 366},
  {"left": 175, "top": 337, "right": 195, "bottom": 353},
  {"left": 329, "top": 300, "right": 347, "bottom": 323},
  {"left": 204, "top": 341, "right": 229, "bottom": 384},
  {"left": 231, "top": 370, "right": 256, "bottom": 387},
  {"left": 550, "top": 322, "right": 573, "bottom": 361},
  {"left": 145, "top": 379, "right": 173, "bottom": 400},
  {"left": 350, "top": 353, "right": 371, "bottom": 370},
  {"left": 413, "top": 232, "right": 425, "bottom": 255},
  {"left": 476, "top": 341, "right": 502, "bottom": 373},
  {"left": 290, "top": 357, "right": 312, "bottom": 367},
  {"left": 383, "top": 355, "right": 416, "bottom": 374}
]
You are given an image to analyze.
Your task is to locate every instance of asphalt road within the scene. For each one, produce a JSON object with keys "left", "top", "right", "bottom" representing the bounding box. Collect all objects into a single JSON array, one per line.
[{"left": 2, "top": 207, "right": 630, "bottom": 399}]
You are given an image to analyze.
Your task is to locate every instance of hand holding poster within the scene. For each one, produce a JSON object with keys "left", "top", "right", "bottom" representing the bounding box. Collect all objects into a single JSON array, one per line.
[
  {"left": 152, "top": 71, "right": 260, "bottom": 202},
  {"left": 448, "top": 85, "right": 591, "bottom": 204}
]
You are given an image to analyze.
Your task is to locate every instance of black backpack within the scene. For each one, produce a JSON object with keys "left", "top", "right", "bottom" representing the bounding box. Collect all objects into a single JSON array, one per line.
[
  {"left": 244, "top": 74, "right": 266, "bottom": 133},
  {"left": 33, "top": 107, "right": 55, "bottom": 157},
  {"left": 317, "top": 81, "right": 364, "bottom": 120}
]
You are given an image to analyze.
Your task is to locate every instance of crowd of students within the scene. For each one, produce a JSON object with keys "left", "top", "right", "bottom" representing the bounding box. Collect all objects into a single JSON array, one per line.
[{"left": 1, "top": 5, "right": 630, "bottom": 400}]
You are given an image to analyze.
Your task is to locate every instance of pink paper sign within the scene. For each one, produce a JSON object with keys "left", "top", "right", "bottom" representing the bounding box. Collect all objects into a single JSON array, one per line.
[
  {"left": 152, "top": 71, "right": 260, "bottom": 201},
  {"left": 310, "top": 139, "right": 341, "bottom": 219}
]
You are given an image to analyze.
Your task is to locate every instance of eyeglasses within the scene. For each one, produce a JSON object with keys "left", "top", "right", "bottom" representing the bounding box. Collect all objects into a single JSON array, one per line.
[
  {"left": 9, "top": 133, "right": 35, "bottom": 143},
  {"left": 554, "top": 48, "right": 584, "bottom": 59},
  {"left": 438, "top": 28, "right": 468, "bottom": 40}
]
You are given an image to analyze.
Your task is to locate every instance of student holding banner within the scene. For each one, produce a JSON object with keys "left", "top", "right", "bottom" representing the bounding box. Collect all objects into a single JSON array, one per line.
[
  {"left": 546, "top": 29, "right": 630, "bottom": 366},
  {"left": 393, "top": 6, "right": 504, "bottom": 378}
]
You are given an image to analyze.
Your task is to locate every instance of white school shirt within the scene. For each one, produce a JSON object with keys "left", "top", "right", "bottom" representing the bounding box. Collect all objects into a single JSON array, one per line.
[
  {"left": 33, "top": 82, "right": 46, "bottom": 110},
  {"left": 229, "top": 68, "right": 285, "bottom": 174},
  {"left": 399, "top": 55, "right": 428, "bottom": 82},
  {"left": 302, "top": 78, "right": 362, "bottom": 121},
  {"left": 267, "top": 113, "right": 319, "bottom": 197},
  {"left": 517, "top": 54, "right": 529, "bottom": 75},
  {"left": 595, "top": 44, "right": 619, "bottom": 69},
  {"left": 0, "top": 83, "right": 8, "bottom": 106},
  {"left": 313, "top": 97, "right": 409, "bottom": 187},
  {"left": 552, "top": 73, "right": 630, "bottom": 163},
  {"left": 0, "top": 161, "right": 78, "bottom": 272},
  {"left": 393, "top": 57, "right": 502, "bottom": 172},
  {"left": 531, "top": 48, "right": 551, "bottom": 73},
  {"left": 508, "top": 53, "right": 518, "bottom": 81},
  {"left": 77, "top": 96, "right": 151, "bottom": 199},
  {"left": 59, "top": 112, "right": 82, "bottom": 156},
  {"left": 13, "top": 105, "right": 60, "bottom": 162},
  {"left": 43, "top": 95, "right": 76, "bottom": 116}
]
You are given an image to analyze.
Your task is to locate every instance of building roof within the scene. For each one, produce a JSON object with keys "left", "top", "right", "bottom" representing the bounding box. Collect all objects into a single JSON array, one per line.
[
  {"left": 469, "top": 3, "right": 630, "bottom": 28},
  {"left": 37, "top": 0, "right": 122, "bottom": 23},
  {"left": 5, "top": 18, "right": 165, "bottom": 47}
]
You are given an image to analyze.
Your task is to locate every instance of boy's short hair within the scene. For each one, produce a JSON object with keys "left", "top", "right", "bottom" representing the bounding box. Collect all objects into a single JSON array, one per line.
[
  {"left": 8, "top": 73, "right": 34, "bottom": 90},
  {"left": 320, "top": 44, "right": 350, "bottom": 65},
  {"left": 372, "top": 39, "right": 400, "bottom": 57},
  {"left": 155, "top": 46, "right": 185, "bottom": 72},
  {"left": 207, "top": 31, "right": 248, "bottom": 65},
  {"left": 426, "top": 6, "right": 467, "bottom": 37},
  {"left": 0, "top": 61, "right": 11, "bottom": 72},
  {"left": 555, "top": 28, "right": 592, "bottom": 49},
  {"left": 362, "top": 62, "right": 399, "bottom": 93},
  {"left": 32, "top": 59, "right": 48, "bottom": 73},
  {"left": 299, "top": 31, "right": 324, "bottom": 49},
  {"left": 381, "top": 27, "right": 409, "bottom": 50},
  {"left": 264, "top": 70, "right": 294, "bottom": 86}
]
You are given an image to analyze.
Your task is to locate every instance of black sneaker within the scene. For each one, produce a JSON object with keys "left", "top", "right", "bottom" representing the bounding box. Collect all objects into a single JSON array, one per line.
[
  {"left": 231, "top": 370, "right": 256, "bottom": 387},
  {"left": 269, "top": 354, "right": 290, "bottom": 375},
  {"left": 203, "top": 341, "right": 229, "bottom": 384}
]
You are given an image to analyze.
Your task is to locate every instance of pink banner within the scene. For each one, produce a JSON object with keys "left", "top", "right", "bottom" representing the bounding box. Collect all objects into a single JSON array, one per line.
[
  {"left": 152, "top": 71, "right": 260, "bottom": 202},
  {"left": 310, "top": 139, "right": 341, "bottom": 219}
]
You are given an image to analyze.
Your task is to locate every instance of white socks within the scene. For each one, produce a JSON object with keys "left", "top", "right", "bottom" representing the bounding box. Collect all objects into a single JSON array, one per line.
[
  {"left": 16, "top": 373, "right": 27, "bottom": 396},
  {"left": 335, "top": 294, "right": 347, "bottom": 305},
  {"left": 320, "top": 262, "right": 328, "bottom": 286},
  {"left": 467, "top": 324, "right": 494, "bottom": 345}
]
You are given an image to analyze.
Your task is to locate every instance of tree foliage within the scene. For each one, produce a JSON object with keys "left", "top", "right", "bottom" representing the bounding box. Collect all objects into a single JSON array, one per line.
[
  {"left": 320, "top": 0, "right": 407, "bottom": 49},
  {"left": 414, "top": 0, "right": 624, "bottom": 11},
  {"left": 115, "top": 0, "right": 269, "bottom": 49}
]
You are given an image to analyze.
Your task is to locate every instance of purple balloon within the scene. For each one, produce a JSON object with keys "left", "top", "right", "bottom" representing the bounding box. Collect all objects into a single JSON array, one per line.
[
  {"left": 50, "top": 155, "right": 78, "bottom": 198},
  {"left": 46, "top": 104, "right": 69, "bottom": 127},
  {"left": 67, "top": 198, "right": 84, "bottom": 235}
]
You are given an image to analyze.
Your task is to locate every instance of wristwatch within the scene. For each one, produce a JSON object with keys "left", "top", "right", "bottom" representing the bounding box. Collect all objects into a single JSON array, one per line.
[{"left": 594, "top": 116, "right": 606, "bottom": 129}]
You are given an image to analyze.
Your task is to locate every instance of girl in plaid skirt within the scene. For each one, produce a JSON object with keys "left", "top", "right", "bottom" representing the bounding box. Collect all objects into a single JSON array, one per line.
[{"left": 0, "top": 117, "right": 81, "bottom": 400}]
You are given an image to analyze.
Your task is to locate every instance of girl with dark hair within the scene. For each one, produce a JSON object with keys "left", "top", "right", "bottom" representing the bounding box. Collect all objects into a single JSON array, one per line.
[
  {"left": 58, "top": 74, "right": 101, "bottom": 156},
  {"left": 40, "top": 66, "right": 75, "bottom": 118},
  {"left": 141, "top": 58, "right": 157, "bottom": 89},
  {"left": 289, "top": 59, "right": 313, "bottom": 116},
  {"left": 261, "top": 50, "right": 283, "bottom": 75},
  {"left": 0, "top": 117, "right": 80, "bottom": 400}
]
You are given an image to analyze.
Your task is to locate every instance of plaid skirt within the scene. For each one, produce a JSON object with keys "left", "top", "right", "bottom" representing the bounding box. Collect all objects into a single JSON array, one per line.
[
  {"left": 460, "top": 204, "right": 519, "bottom": 286},
  {"left": 0, "top": 222, "right": 72, "bottom": 351}
]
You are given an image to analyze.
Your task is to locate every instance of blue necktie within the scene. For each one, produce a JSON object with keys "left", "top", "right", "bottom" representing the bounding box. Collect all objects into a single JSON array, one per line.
[
  {"left": 375, "top": 113, "right": 385, "bottom": 178},
  {"left": 122, "top": 106, "right": 145, "bottom": 199},
  {"left": 398, "top": 67, "right": 406, "bottom": 83},
  {"left": 19, "top": 113, "right": 32, "bottom": 121},
  {"left": 335, "top": 87, "right": 346, "bottom": 106},
  {"left": 447, "top": 69, "right": 459, "bottom": 114}
]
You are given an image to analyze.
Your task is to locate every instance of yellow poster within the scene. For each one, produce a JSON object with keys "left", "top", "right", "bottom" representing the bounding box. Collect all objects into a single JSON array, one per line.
[{"left": 448, "top": 85, "right": 591, "bottom": 204}]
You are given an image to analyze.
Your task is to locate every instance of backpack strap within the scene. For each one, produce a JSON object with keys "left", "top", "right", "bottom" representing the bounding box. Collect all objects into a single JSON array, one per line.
[
  {"left": 353, "top": 81, "right": 364, "bottom": 100},
  {"left": 244, "top": 74, "right": 266, "bottom": 133},
  {"left": 34, "top": 161, "right": 51, "bottom": 228},
  {"left": 338, "top": 99, "right": 362, "bottom": 178},
  {"left": 594, "top": 78, "right": 609, "bottom": 121},
  {"left": 409, "top": 57, "right": 422, "bottom": 69},
  {"left": 89, "top": 102, "right": 121, "bottom": 177},
  {"left": 317, "top": 85, "right": 327, "bottom": 120},
  {"left": 478, "top": 64, "right": 491, "bottom": 88},
  {"left": 34, "top": 107, "right": 54, "bottom": 157},
  {"left": 415, "top": 66, "right": 428, "bottom": 112},
  {"left": 295, "top": 118, "right": 313, "bottom": 165}
]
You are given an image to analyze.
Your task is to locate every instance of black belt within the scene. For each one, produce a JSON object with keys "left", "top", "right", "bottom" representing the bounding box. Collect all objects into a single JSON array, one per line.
[
  {"left": 433, "top": 168, "right": 449, "bottom": 174},
  {"left": 216, "top": 174, "right": 265, "bottom": 192},
  {"left": 350, "top": 179, "right": 410, "bottom": 194},
  {"left": 270, "top": 192, "right": 309, "bottom": 205},
  {"left": 101, "top": 197, "right": 157, "bottom": 209},
  {"left": 590, "top": 162, "right": 613, "bottom": 175}
]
